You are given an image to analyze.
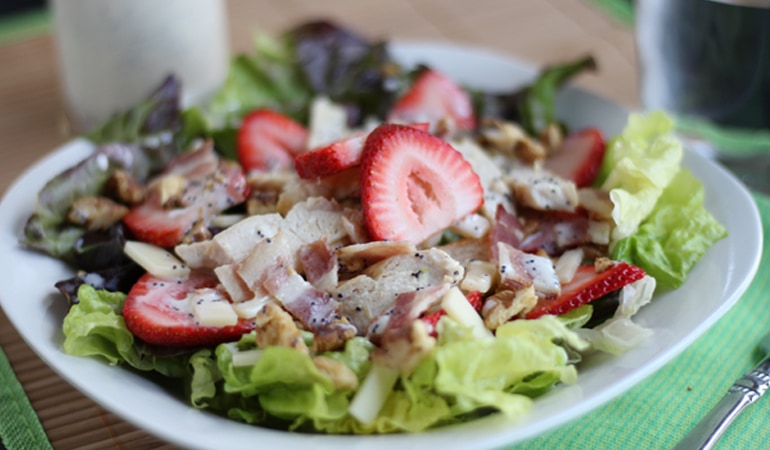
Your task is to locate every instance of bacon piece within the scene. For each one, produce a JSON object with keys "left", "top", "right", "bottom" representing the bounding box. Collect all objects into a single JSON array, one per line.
[
  {"left": 261, "top": 258, "right": 356, "bottom": 351},
  {"left": 164, "top": 140, "right": 219, "bottom": 179},
  {"left": 490, "top": 204, "right": 524, "bottom": 261},
  {"left": 518, "top": 209, "right": 609, "bottom": 256},
  {"left": 369, "top": 285, "right": 448, "bottom": 373},
  {"left": 298, "top": 239, "right": 339, "bottom": 291}
]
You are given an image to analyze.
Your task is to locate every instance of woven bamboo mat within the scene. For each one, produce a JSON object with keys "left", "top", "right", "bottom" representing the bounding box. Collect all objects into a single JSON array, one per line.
[{"left": 0, "top": 1, "right": 635, "bottom": 448}]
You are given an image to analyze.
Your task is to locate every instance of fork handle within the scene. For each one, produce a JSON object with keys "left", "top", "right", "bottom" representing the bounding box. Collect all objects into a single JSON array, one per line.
[{"left": 674, "top": 358, "right": 770, "bottom": 450}]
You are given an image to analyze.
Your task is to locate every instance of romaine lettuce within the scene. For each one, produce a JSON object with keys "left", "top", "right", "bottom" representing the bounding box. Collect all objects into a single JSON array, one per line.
[
  {"left": 183, "top": 317, "right": 585, "bottom": 434},
  {"left": 612, "top": 169, "right": 728, "bottom": 291},
  {"left": 578, "top": 276, "right": 657, "bottom": 354},
  {"left": 62, "top": 285, "right": 188, "bottom": 377},
  {"left": 598, "top": 111, "right": 684, "bottom": 243}
]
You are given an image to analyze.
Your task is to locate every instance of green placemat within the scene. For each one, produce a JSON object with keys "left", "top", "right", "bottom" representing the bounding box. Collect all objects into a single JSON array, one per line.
[
  {"left": 513, "top": 192, "right": 770, "bottom": 449},
  {"left": 0, "top": 346, "right": 52, "bottom": 450}
]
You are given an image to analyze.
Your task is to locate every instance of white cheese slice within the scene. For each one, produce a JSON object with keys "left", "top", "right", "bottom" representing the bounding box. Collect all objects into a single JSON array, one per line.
[
  {"left": 441, "top": 286, "right": 492, "bottom": 339},
  {"left": 124, "top": 240, "right": 191, "bottom": 278},
  {"left": 188, "top": 288, "right": 238, "bottom": 327}
]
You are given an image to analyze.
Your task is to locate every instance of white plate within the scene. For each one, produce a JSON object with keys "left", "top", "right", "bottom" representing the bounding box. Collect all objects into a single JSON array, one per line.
[{"left": 0, "top": 42, "right": 763, "bottom": 450}]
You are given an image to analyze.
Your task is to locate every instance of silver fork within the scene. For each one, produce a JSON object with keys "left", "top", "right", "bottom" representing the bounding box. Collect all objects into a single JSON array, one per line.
[{"left": 674, "top": 332, "right": 770, "bottom": 449}]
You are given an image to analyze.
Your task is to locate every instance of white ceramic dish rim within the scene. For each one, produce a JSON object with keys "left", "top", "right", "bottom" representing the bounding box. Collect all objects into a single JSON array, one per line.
[{"left": 0, "top": 41, "right": 763, "bottom": 450}]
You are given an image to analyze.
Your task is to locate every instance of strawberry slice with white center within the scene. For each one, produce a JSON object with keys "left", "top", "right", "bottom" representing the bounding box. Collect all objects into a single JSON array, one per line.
[
  {"left": 123, "top": 148, "right": 249, "bottom": 248},
  {"left": 237, "top": 109, "right": 308, "bottom": 172},
  {"left": 123, "top": 270, "right": 255, "bottom": 347},
  {"left": 524, "top": 261, "right": 645, "bottom": 319},
  {"left": 387, "top": 70, "right": 476, "bottom": 132},
  {"left": 360, "top": 124, "right": 483, "bottom": 244},
  {"left": 544, "top": 128, "right": 606, "bottom": 188},
  {"left": 294, "top": 123, "right": 430, "bottom": 179}
]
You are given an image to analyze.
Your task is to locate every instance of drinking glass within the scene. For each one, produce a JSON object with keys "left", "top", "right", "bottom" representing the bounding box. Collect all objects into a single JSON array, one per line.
[
  {"left": 51, "top": 0, "right": 230, "bottom": 132},
  {"left": 635, "top": 0, "right": 770, "bottom": 193}
]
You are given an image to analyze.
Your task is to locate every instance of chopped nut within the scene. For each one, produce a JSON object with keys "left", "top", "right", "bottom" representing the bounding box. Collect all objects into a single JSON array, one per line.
[
  {"left": 312, "top": 318, "right": 357, "bottom": 353},
  {"left": 182, "top": 218, "right": 212, "bottom": 244},
  {"left": 247, "top": 192, "right": 281, "bottom": 215},
  {"left": 482, "top": 286, "right": 538, "bottom": 330},
  {"left": 433, "top": 116, "right": 456, "bottom": 138},
  {"left": 515, "top": 137, "right": 547, "bottom": 164},
  {"left": 254, "top": 303, "right": 309, "bottom": 354},
  {"left": 539, "top": 123, "right": 564, "bottom": 153},
  {"left": 104, "top": 170, "right": 146, "bottom": 205},
  {"left": 312, "top": 356, "right": 359, "bottom": 391},
  {"left": 371, "top": 320, "right": 436, "bottom": 373},
  {"left": 153, "top": 174, "right": 188, "bottom": 208},
  {"left": 594, "top": 256, "right": 615, "bottom": 273},
  {"left": 480, "top": 119, "right": 546, "bottom": 164},
  {"left": 67, "top": 196, "right": 129, "bottom": 231},
  {"left": 580, "top": 244, "right": 608, "bottom": 262},
  {"left": 480, "top": 119, "right": 527, "bottom": 156}
]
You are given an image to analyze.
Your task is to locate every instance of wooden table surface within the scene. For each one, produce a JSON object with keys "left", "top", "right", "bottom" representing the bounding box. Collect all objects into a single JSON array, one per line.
[{"left": 0, "top": 1, "right": 636, "bottom": 448}]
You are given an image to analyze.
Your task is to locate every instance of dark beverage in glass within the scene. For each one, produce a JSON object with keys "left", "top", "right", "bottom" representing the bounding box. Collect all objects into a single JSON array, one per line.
[{"left": 637, "top": 0, "right": 770, "bottom": 129}]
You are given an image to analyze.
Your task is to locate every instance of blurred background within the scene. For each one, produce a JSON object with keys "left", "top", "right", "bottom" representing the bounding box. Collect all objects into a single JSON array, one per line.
[{"left": 0, "top": 0, "right": 636, "bottom": 173}]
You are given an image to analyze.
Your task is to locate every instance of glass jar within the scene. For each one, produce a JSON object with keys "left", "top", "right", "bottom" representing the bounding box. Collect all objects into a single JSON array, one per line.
[{"left": 51, "top": 0, "right": 230, "bottom": 132}]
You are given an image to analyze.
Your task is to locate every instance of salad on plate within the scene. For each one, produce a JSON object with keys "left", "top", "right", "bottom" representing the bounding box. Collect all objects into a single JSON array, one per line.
[{"left": 20, "top": 20, "right": 728, "bottom": 434}]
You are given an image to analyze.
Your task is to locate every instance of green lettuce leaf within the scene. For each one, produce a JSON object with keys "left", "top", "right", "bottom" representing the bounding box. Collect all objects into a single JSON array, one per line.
[
  {"left": 62, "top": 285, "right": 188, "bottom": 377},
  {"left": 22, "top": 77, "right": 192, "bottom": 262},
  {"left": 185, "top": 318, "right": 584, "bottom": 434},
  {"left": 473, "top": 55, "right": 597, "bottom": 135},
  {"left": 204, "top": 337, "right": 365, "bottom": 430},
  {"left": 517, "top": 55, "right": 597, "bottom": 135},
  {"left": 206, "top": 32, "right": 312, "bottom": 128},
  {"left": 578, "top": 276, "right": 657, "bottom": 354},
  {"left": 598, "top": 111, "right": 684, "bottom": 244},
  {"left": 204, "top": 21, "right": 403, "bottom": 158},
  {"left": 612, "top": 169, "right": 728, "bottom": 291}
]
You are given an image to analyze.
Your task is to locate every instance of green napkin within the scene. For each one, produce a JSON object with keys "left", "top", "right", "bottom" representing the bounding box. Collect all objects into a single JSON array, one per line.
[
  {"left": 0, "top": 346, "right": 53, "bottom": 450},
  {"left": 513, "top": 192, "right": 770, "bottom": 449}
]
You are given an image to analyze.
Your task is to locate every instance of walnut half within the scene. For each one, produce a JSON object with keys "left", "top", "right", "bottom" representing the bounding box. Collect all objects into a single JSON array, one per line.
[{"left": 67, "top": 196, "right": 129, "bottom": 231}]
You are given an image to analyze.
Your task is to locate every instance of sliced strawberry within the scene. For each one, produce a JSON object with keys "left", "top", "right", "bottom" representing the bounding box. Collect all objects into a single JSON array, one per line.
[
  {"left": 465, "top": 291, "right": 483, "bottom": 311},
  {"left": 295, "top": 123, "right": 434, "bottom": 180},
  {"left": 237, "top": 109, "right": 308, "bottom": 172},
  {"left": 123, "top": 270, "right": 254, "bottom": 347},
  {"left": 407, "top": 122, "right": 431, "bottom": 133},
  {"left": 360, "top": 124, "right": 483, "bottom": 244},
  {"left": 420, "top": 290, "right": 483, "bottom": 336},
  {"left": 295, "top": 131, "right": 368, "bottom": 179},
  {"left": 123, "top": 151, "right": 249, "bottom": 248},
  {"left": 544, "top": 128, "right": 605, "bottom": 188},
  {"left": 524, "top": 261, "right": 645, "bottom": 319},
  {"left": 387, "top": 70, "right": 476, "bottom": 132}
]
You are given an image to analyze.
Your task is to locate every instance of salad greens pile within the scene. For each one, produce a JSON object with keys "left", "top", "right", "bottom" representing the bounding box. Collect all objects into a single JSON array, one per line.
[
  {"left": 599, "top": 111, "right": 728, "bottom": 291},
  {"left": 25, "top": 20, "right": 726, "bottom": 434},
  {"left": 65, "top": 284, "right": 581, "bottom": 432}
]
